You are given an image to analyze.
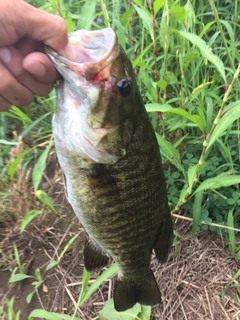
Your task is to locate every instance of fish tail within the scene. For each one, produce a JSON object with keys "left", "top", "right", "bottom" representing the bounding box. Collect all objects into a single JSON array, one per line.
[{"left": 113, "top": 271, "right": 161, "bottom": 312}]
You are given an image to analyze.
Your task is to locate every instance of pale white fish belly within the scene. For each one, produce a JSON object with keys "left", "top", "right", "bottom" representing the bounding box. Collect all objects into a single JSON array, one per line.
[{"left": 52, "top": 84, "right": 121, "bottom": 164}]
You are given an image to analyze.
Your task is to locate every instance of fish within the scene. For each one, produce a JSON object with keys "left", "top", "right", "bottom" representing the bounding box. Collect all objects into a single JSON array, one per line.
[{"left": 45, "top": 28, "right": 173, "bottom": 312}]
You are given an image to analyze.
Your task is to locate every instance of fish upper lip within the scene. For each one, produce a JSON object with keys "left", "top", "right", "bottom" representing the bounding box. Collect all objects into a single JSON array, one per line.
[{"left": 45, "top": 28, "right": 119, "bottom": 80}]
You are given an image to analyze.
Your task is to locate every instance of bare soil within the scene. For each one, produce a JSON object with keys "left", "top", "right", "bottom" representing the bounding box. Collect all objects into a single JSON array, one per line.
[{"left": 0, "top": 158, "right": 240, "bottom": 320}]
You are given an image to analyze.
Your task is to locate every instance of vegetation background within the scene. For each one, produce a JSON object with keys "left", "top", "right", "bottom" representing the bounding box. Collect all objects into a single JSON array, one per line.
[{"left": 0, "top": 0, "right": 240, "bottom": 319}]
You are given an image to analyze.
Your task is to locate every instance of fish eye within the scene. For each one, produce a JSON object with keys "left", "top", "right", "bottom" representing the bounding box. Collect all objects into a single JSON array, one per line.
[{"left": 117, "top": 79, "right": 131, "bottom": 97}]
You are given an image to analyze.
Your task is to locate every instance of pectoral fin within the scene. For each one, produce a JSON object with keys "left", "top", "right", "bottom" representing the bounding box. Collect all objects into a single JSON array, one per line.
[
  {"left": 84, "top": 237, "right": 110, "bottom": 272},
  {"left": 86, "top": 164, "right": 119, "bottom": 197}
]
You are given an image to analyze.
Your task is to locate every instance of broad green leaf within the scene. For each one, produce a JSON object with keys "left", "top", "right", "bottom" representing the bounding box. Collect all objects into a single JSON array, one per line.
[
  {"left": 192, "top": 190, "right": 204, "bottom": 238},
  {"left": 187, "top": 165, "right": 198, "bottom": 194},
  {"left": 167, "top": 108, "right": 205, "bottom": 133},
  {"left": 34, "top": 268, "right": 42, "bottom": 281},
  {"left": 133, "top": 5, "right": 154, "bottom": 40},
  {"left": 9, "top": 274, "right": 34, "bottom": 283},
  {"left": 8, "top": 148, "right": 33, "bottom": 181},
  {"left": 177, "top": 183, "right": 188, "bottom": 205},
  {"left": 28, "top": 309, "right": 81, "bottom": 320},
  {"left": 77, "top": 0, "right": 97, "bottom": 30},
  {"left": 26, "top": 291, "right": 35, "bottom": 304},
  {"left": 207, "top": 101, "right": 240, "bottom": 150},
  {"left": 177, "top": 31, "right": 226, "bottom": 84},
  {"left": 32, "top": 142, "right": 53, "bottom": 191},
  {"left": 156, "top": 134, "right": 186, "bottom": 176},
  {"left": 187, "top": 163, "right": 207, "bottom": 193},
  {"left": 45, "top": 261, "right": 58, "bottom": 272},
  {"left": 35, "top": 190, "right": 56, "bottom": 212},
  {"left": 170, "top": 5, "right": 186, "bottom": 23},
  {"left": 138, "top": 305, "right": 152, "bottom": 320},
  {"left": 145, "top": 103, "right": 172, "bottom": 113},
  {"left": 194, "top": 173, "right": 240, "bottom": 194},
  {"left": 165, "top": 71, "right": 178, "bottom": 84},
  {"left": 99, "top": 299, "right": 141, "bottom": 320},
  {"left": 157, "top": 79, "right": 168, "bottom": 90},
  {"left": 65, "top": 18, "right": 75, "bottom": 32},
  {"left": 20, "top": 210, "right": 42, "bottom": 234},
  {"left": 154, "top": 0, "right": 165, "bottom": 16}
]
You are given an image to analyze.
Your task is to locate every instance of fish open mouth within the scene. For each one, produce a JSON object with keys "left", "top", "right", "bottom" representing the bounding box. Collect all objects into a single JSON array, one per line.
[{"left": 45, "top": 28, "right": 119, "bottom": 81}]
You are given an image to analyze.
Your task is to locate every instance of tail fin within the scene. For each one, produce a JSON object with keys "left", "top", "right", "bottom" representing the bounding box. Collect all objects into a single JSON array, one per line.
[{"left": 113, "top": 271, "right": 161, "bottom": 312}]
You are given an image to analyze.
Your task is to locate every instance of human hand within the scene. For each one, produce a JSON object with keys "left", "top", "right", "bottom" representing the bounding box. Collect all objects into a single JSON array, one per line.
[{"left": 0, "top": 0, "right": 75, "bottom": 111}]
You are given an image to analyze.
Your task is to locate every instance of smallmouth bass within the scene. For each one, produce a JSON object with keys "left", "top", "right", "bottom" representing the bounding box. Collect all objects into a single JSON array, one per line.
[{"left": 46, "top": 28, "right": 173, "bottom": 312}]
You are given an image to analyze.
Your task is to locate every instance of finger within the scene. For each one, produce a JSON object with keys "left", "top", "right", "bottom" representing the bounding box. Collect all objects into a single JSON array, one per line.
[
  {"left": 0, "top": 96, "right": 11, "bottom": 112},
  {"left": 1, "top": 0, "right": 75, "bottom": 60},
  {"left": 26, "top": 13, "right": 75, "bottom": 59},
  {"left": 23, "top": 52, "right": 60, "bottom": 83},
  {"left": 14, "top": 37, "right": 41, "bottom": 57},
  {"left": 0, "top": 47, "right": 54, "bottom": 97},
  {"left": 0, "top": 61, "right": 34, "bottom": 107}
]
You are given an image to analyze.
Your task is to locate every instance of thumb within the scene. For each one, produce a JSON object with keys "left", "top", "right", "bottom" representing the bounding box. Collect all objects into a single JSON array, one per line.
[{"left": 25, "top": 9, "right": 75, "bottom": 59}]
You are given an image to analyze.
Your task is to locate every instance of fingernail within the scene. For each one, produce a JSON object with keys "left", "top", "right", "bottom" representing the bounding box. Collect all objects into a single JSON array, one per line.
[
  {"left": 0, "top": 47, "right": 12, "bottom": 64},
  {"left": 24, "top": 60, "right": 47, "bottom": 77}
]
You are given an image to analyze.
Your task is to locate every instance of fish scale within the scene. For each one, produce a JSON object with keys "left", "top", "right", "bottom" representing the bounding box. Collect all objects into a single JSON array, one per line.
[{"left": 46, "top": 27, "right": 173, "bottom": 312}]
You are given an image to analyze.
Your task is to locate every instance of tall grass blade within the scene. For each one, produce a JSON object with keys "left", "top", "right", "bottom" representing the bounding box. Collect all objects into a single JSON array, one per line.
[
  {"left": 227, "top": 208, "right": 236, "bottom": 254},
  {"left": 156, "top": 134, "right": 186, "bottom": 175},
  {"left": 77, "top": 0, "right": 97, "bottom": 30},
  {"left": 194, "top": 173, "right": 240, "bottom": 194},
  {"left": 81, "top": 263, "right": 118, "bottom": 305},
  {"left": 32, "top": 142, "right": 53, "bottom": 191},
  {"left": 20, "top": 112, "right": 51, "bottom": 138},
  {"left": 192, "top": 190, "right": 203, "bottom": 237},
  {"left": 153, "top": 0, "right": 165, "bottom": 16},
  {"left": 20, "top": 210, "right": 42, "bottom": 234},
  {"left": 133, "top": 4, "right": 154, "bottom": 40},
  {"left": 35, "top": 190, "right": 56, "bottom": 212},
  {"left": 177, "top": 30, "right": 227, "bottom": 84},
  {"left": 207, "top": 101, "right": 240, "bottom": 150}
]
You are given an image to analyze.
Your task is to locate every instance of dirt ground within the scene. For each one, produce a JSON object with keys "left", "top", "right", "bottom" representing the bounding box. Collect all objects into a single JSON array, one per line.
[{"left": 0, "top": 159, "right": 240, "bottom": 320}]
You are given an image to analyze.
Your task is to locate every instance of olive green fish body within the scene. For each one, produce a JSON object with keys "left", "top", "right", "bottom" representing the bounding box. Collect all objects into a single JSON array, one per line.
[{"left": 46, "top": 28, "right": 173, "bottom": 311}]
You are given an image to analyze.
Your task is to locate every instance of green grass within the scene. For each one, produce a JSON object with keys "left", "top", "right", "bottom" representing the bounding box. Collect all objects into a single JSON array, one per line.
[{"left": 1, "top": 0, "right": 240, "bottom": 319}]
